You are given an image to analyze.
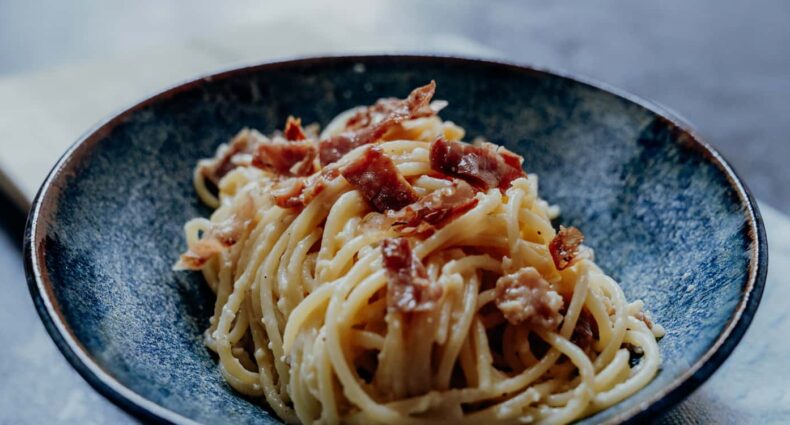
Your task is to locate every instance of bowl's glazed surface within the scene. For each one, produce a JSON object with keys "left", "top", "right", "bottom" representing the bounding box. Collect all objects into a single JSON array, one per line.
[{"left": 25, "top": 56, "right": 767, "bottom": 424}]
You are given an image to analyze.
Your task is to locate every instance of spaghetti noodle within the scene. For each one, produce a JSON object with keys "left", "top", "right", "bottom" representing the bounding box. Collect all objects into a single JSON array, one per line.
[{"left": 175, "top": 82, "right": 664, "bottom": 424}]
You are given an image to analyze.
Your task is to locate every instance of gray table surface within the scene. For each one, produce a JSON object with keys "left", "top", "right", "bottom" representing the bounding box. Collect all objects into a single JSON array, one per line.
[{"left": 1, "top": 1, "right": 789, "bottom": 424}]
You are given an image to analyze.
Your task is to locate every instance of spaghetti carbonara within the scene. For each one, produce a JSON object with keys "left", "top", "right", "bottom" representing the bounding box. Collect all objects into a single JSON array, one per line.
[{"left": 175, "top": 82, "right": 664, "bottom": 424}]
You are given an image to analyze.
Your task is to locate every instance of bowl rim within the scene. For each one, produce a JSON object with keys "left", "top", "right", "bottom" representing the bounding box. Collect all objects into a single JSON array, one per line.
[{"left": 23, "top": 54, "right": 768, "bottom": 425}]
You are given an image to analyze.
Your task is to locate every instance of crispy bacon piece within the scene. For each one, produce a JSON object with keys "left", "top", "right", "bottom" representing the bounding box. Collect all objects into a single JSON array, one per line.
[
  {"left": 318, "top": 133, "right": 364, "bottom": 167},
  {"left": 345, "top": 81, "right": 436, "bottom": 131},
  {"left": 252, "top": 140, "right": 317, "bottom": 176},
  {"left": 283, "top": 116, "right": 307, "bottom": 141},
  {"left": 381, "top": 238, "right": 442, "bottom": 313},
  {"left": 200, "top": 130, "right": 256, "bottom": 185},
  {"left": 388, "top": 180, "right": 478, "bottom": 235},
  {"left": 271, "top": 178, "right": 307, "bottom": 209},
  {"left": 429, "top": 137, "right": 526, "bottom": 191},
  {"left": 272, "top": 168, "right": 340, "bottom": 209},
  {"left": 341, "top": 147, "right": 419, "bottom": 212},
  {"left": 252, "top": 116, "right": 317, "bottom": 176},
  {"left": 201, "top": 118, "right": 317, "bottom": 184},
  {"left": 319, "top": 81, "right": 437, "bottom": 165},
  {"left": 495, "top": 267, "right": 564, "bottom": 329},
  {"left": 549, "top": 226, "right": 585, "bottom": 270},
  {"left": 175, "top": 196, "right": 256, "bottom": 270},
  {"left": 571, "top": 309, "right": 599, "bottom": 356}
]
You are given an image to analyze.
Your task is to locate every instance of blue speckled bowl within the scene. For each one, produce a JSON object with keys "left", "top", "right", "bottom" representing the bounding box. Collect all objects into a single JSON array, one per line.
[{"left": 24, "top": 56, "right": 767, "bottom": 424}]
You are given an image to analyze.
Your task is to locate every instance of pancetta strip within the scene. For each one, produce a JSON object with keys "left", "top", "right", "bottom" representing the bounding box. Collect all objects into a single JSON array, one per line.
[
  {"left": 200, "top": 129, "right": 257, "bottom": 185},
  {"left": 319, "top": 81, "right": 437, "bottom": 165},
  {"left": 252, "top": 140, "right": 317, "bottom": 176},
  {"left": 283, "top": 116, "right": 307, "bottom": 141},
  {"left": 175, "top": 196, "right": 256, "bottom": 270},
  {"left": 388, "top": 179, "right": 478, "bottom": 235},
  {"left": 271, "top": 168, "right": 340, "bottom": 209},
  {"left": 201, "top": 117, "right": 318, "bottom": 184},
  {"left": 381, "top": 238, "right": 442, "bottom": 313},
  {"left": 549, "top": 226, "right": 584, "bottom": 270},
  {"left": 429, "top": 137, "right": 526, "bottom": 190},
  {"left": 571, "top": 309, "right": 599, "bottom": 356},
  {"left": 341, "top": 147, "right": 419, "bottom": 212},
  {"left": 495, "top": 267, "right": 564, "bottom": 329}
]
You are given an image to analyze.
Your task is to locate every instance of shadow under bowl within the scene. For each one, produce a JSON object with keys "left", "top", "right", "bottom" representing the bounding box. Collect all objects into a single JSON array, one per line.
[{"left": 24, "top": 55, "right": 767, "bottom": 424}]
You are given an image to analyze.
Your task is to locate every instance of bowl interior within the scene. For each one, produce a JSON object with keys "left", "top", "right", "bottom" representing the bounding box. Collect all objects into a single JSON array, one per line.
[{"left": 29, "top": 57, "right": 761, "bottom": 424}]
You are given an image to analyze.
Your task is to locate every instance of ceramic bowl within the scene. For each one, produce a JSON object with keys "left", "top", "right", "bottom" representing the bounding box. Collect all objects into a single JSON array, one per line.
[{"left": 24, "top": 56, "right": 767, "bottom": 424}]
